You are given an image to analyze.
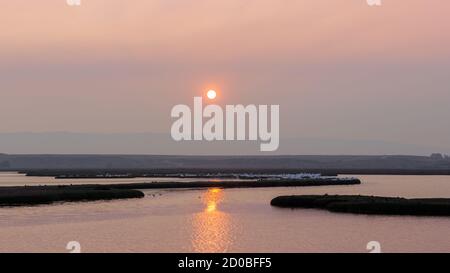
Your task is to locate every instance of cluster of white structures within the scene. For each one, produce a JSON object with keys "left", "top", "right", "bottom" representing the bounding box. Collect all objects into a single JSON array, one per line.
[{"left": 238, "top": 173, "right": 324, "bottom": 180}]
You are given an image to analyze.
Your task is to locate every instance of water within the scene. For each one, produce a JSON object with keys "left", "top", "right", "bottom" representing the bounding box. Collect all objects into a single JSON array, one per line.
[{"left": 0, "top": 174, "right": 449, "bottom": 253}]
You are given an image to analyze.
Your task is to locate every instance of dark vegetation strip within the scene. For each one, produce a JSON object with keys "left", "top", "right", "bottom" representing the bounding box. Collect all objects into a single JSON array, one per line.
[
  {"left": 19, "top": 168, "right": 450, "bottom": 178},
  {"left": 21, "top": 169, "right": 339, "bottom": 178},
  {"left": 271, "top": 195, "right": 450, "bottom": 216},
  {"left": 57, "top": 178, "right": 361, "bottom": 190},
  {"left": 0, "top": 187, "right": 144, "bottom": 207},
  {"left": 0, "top": 179, "right": 360, "bottom": 207}
]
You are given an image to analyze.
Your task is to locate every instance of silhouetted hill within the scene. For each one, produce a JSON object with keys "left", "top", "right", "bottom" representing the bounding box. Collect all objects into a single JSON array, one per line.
[{"left": 0, "top": 154, "right": 449, "bottom": 173}]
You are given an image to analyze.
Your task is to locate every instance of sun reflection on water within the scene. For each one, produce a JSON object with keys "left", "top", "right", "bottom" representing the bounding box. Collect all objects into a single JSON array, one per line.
[{"left": 191, "top": 188, "right": 233, "bottom": 252}]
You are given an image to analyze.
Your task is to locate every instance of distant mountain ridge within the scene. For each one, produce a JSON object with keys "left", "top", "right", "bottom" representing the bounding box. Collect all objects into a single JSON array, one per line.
[
  {"left": 1, "top": 132, "right": 449, "bottom": 172},
  {"left": 0, "top": 154, "right": 449, "bottom": 172}
]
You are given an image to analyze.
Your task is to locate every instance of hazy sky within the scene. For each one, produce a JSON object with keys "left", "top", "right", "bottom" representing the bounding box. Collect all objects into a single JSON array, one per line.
[{"left": 0, "top": 1, "right": 449, "bottom": 154}]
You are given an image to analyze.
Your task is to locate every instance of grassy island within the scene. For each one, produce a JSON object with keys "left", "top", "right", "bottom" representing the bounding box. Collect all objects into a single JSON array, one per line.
[
  {"left": 271, "top": 195, "right": 450, "bottom": 216},
  {"left": 0, "top": 186, "right": 145, "bottom": 206}
]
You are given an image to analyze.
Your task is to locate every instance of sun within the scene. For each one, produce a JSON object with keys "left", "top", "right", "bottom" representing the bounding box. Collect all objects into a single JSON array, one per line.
[{"left": 207, "top": 89, "right": 217, "bottom": 100}]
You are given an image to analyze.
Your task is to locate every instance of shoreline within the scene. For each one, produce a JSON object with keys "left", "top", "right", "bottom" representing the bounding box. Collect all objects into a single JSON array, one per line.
[{"left": 16, "top": 169, "right": 450, "bottom": 177}]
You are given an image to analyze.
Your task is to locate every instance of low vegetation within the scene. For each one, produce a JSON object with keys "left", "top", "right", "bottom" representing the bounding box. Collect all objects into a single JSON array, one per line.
[
  {"left": 0, "top": 186, "right": 144, "bottom": 206},
  {"left": 271, "top": 195, "right": 450, "bottom": 216}
]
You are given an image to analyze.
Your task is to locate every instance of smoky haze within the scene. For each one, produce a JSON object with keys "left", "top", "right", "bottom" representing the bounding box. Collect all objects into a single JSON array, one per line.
[
  {"left": 0, "top": 1, "right": 449, "bottom": 154},
  {"left": 0, "top": 132, "right": 447, "bottom": 156}
]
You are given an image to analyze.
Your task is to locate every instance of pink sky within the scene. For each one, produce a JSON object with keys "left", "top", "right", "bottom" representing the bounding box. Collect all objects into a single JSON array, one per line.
[{"left": 0, "top": 0, "right": 449, "bottom": 153}]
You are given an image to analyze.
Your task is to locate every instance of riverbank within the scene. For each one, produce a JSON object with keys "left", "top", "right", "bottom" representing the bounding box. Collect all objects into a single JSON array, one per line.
[{"left": 271, "top": 195, "right": 450, "bottom": 216}]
